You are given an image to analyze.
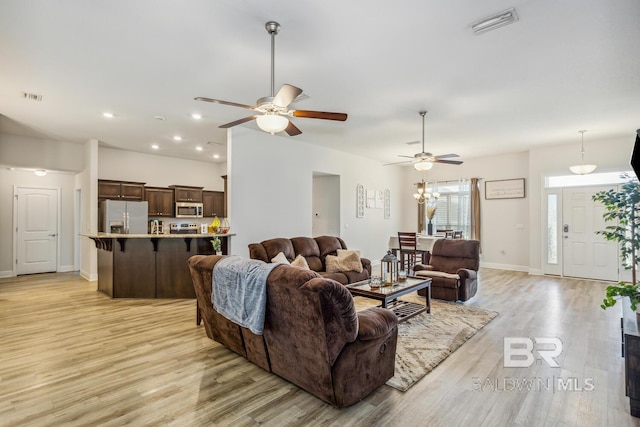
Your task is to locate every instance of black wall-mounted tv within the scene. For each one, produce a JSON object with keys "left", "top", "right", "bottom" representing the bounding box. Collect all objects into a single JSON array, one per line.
[{"left": 632, "top": 130, "right": 640, "bottom": 179}]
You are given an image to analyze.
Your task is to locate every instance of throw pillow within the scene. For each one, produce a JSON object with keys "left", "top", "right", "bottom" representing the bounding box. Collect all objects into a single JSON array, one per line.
[
  {"left": 337, "top": 249, "right": 361, "bottom": 258},
  {"left": 271, "top": 252, "right": 290, "bottom": 264},
  {"left": 326, "top": 252, "right": 363, "bottom": 273},
  {"left": 291, "top": 254, "right": 310, "bottom": 270}
]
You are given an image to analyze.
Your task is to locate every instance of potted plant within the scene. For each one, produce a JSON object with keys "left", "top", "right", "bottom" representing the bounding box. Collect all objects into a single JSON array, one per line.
[
  {"left": 210, "top": 237, "right": 222, "bottom": 255},
  {"left": 593, "top": 176, "right": 640, "bottom": 313}
]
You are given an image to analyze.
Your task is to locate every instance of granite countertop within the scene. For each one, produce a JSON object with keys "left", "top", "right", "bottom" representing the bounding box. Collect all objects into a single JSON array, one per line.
[{"left": 83, "top": 232, "right": 235, "bottom": 239}]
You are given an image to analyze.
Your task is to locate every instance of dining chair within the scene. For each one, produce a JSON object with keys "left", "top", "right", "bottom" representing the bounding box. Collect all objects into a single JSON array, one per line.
[
  {"left": 453, "top": 231, "right": 463, "bottom": 239},
  {"left": 397, "top": 232, "right": 419, "bottom": 271}
]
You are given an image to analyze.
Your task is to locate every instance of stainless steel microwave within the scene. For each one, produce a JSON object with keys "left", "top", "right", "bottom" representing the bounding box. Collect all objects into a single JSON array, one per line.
[{"left": 175, "top": 202, "right": 203, "bottom": 218}]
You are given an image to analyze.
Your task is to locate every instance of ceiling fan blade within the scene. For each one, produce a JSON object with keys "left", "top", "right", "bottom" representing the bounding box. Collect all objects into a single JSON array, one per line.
[
  {"left": 383, "top": 160, "right": 413, "bottom": 166},
  {"left": 434, "top": 159, "right": 464, "bottom": 165},
  {"left": 273, "top": 84, "right": 303, "bottom": 108},
  {"left": 284, "top": 121, "right": 302, "bottom": 136},
  {"left": 195, "top": 97, "right": 256, "bottom": 110},
  {"left": 398, "top": 155, "right": 416, "bottom": 159},
  {"left": 219, "top": 115, "right": 259, "bottom": 129},
  {"left": 405, "top": 140, "right": 421, "bottom": 146},
  {"left": 292, "top": 110, "right": 348, "bottom": 121},
  {"left": 290, "top": 93, "right": 310, "bottom": 105},
  {"left": 435, "top": 153, "right": 460, "bottom": 159}
]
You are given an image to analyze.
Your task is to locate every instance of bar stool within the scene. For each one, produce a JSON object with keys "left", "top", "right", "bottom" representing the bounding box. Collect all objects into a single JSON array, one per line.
[{"left": 397, "top": 232, "right": 419, "bottom": 271}]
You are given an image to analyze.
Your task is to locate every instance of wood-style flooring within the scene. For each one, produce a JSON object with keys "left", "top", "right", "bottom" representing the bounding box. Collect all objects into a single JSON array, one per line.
[{"left": 0, "top": 269, "right": 638, "bottom": 426}]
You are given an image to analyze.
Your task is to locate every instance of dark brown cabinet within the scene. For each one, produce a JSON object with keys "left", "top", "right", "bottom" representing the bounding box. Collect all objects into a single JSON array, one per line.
[
  {"left": 145, "top": 187, "right": 174, "bottom": 217},
  {"left": 623, "top": 299, "right": 640, "bottom": 417},
  {"left": 98, "top": 180, "right": 145, "bottom": 201},
  {"left": 203, "top": 190, "right": 225, "bottom": 217},
  {"left": 171, "top": 185, "right": 203, "bottom": 202}
]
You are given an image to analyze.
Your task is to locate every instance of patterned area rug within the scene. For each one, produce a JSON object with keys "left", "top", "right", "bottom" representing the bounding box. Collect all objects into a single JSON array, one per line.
[{"left": 354, "top": 294, "right": 498, "bottom": 391}]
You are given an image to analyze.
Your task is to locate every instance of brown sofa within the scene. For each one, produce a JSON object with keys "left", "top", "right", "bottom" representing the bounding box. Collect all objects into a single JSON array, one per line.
[
  {"left": 248, "top": 236, "right": 371, "bottom": 285},
  {"left": 413, "top": 239, "right": 480, "bottom": 301},
  {"left": 188, "top": 254, "right": 398, "bottom": 407}
]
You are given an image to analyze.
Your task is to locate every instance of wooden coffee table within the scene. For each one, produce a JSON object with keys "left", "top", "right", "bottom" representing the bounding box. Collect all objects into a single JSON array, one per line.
[{"left": 347, "top": 276, "right": 432, "bottom": 322}]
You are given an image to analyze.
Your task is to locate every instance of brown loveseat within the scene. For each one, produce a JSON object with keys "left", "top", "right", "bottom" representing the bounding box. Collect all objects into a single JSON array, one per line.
[
  {"left": 248, "top": 236, "right": 371, "bottom": 285},
  {"left": 413, "top": 239, "right": 480, "bottom": 301},
  {"left": 188, "top": 254, "right": 398, "bottom": 407}
]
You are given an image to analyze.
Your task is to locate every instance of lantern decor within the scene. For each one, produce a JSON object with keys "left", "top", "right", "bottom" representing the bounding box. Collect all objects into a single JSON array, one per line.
[{"left": 381, "top": 251, "right": 398, "bottom": 286}]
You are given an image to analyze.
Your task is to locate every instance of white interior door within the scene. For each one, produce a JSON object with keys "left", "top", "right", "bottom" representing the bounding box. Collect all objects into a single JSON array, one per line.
[
  {"left": 16, "top": 187, "right": 59, "bottom": 275},
  {"left": 562, "top": 186, "right": 618, "bottom": 281}
]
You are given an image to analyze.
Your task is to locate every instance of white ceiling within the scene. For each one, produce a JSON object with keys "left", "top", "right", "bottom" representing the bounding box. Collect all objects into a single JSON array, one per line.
[{"left": 1, "top": 0, "right": 639, "bottom": 166}]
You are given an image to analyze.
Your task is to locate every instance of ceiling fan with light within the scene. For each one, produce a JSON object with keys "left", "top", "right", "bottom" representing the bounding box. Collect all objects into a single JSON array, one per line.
[
  {"left": 385, "top": 111, "right": 463, "bottom": 170},
  {"left": 195, "top": 21, "right": 347, "bottom": 136}
]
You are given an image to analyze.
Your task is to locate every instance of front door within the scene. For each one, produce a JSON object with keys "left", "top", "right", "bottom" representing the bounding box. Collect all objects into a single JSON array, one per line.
[
  {"left": 562, "top": 185, "right": 618, "bottom": 281},
  {"left": 16, "top": 187, "right": 58, "bottom": 275}
]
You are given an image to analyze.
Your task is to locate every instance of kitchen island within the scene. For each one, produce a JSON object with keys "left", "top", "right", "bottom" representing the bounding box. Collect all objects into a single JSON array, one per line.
[{"left": 85, "top": 232, "right": 234, "bottom": 299}]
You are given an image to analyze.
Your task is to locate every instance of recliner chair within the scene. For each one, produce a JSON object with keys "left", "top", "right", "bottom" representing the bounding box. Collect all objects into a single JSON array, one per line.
[{"left": 413, "top": 239, "right": 480, "bottom": 301}]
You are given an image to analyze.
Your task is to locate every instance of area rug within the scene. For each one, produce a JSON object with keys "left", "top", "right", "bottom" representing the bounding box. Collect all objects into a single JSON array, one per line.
[{"left": 354, "top": 294, "right": 498, "bottom": 391}]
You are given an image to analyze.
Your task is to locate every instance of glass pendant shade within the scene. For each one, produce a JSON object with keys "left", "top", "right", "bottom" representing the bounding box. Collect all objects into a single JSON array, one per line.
[
  {"left": 414, "top": 160, "right": 433, "bottom": 171},
  {"left": 256, "top": 114, "right": 289, "bottom": 134},
  {"left": 569, "top": 164, "right": 597, "bottom": 175}
]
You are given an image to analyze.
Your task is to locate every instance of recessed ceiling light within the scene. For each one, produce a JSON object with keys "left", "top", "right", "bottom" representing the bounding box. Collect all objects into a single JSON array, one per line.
[
  {"left": 173, "top": 135, "right": 182, "bottom": 141},
  {"left": 191, "top": 113, "right": 202, "bottom": 120},
  {"left": 213, "top": 154, "right": 220, "bottom": 159},
  {"left": 34, "top": 169, "right": 47, "bottom": 177},
  {"left": 154, "top": 115, "right": 166, "bottom": 121},
  {"left": 196, "top": 146, "right": 203, "bottom": 151},
  {"left": 151, "top": 144, "right": 159, "bottom": 149},
  {"left": 102, "top": 112, "right": 114, "bottom": 118}
]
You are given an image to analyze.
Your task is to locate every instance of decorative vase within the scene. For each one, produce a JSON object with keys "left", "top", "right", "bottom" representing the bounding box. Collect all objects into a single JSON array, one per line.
[{"left": 427, "top": 220, "right": 433, "bottom": 236}]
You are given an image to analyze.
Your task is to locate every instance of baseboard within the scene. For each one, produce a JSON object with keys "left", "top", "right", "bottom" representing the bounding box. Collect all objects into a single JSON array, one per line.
[
  {"left": 0, "top": 270, "right": 13, "bottom": 278},
  {"left": 528, "top": 268, "right": 543, "bottom": 276},
  {"left": 80, "top": 270, "right": 98, "bottom": 281},
  {"left": 480, "top": 262, "right": 530, "bottom": 272},
  {"left": 59, "top": 265, "right": 75, "bottom": 273}
]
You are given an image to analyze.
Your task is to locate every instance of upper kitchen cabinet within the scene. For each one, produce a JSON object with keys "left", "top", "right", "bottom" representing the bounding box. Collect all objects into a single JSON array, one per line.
[
  {"left": 170, "top": 185, "right": 203, "bottom": 202},
  {"left": 98, "top": 180, "right": 145, "bottom": 201},
  {"left": 203, "top": 190, "right": 225, "bottom": 217},
  {"left": 145, "top": 187, "right": 174, "bottom": 217}
]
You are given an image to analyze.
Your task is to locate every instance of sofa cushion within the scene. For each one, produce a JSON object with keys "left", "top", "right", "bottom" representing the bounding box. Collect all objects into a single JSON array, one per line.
[
  {"left": 318, "top": 271, "right": 349, "bottom": 285},
  {"left": 262, "top": 238, "right": 296, "bottom": 263},
  {"left": 326, "top": 253, "right": 363, "bottom": 274},
  {"left": 291, "top": 237, "right": 323, "bottom": 271}
]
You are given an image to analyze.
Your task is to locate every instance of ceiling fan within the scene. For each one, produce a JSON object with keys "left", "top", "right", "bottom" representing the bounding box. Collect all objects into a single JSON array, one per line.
[
  {"left": 195, "top": 21, "right": 348, "bottom": 136},
  {"left": 384, "top": 111, "right": 463, "bottom": 170}
]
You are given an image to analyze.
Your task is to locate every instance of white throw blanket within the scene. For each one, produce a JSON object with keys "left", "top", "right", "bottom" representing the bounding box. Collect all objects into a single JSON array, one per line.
[{"left": 212, "top": 256, "right": 281, "bottom": 335}]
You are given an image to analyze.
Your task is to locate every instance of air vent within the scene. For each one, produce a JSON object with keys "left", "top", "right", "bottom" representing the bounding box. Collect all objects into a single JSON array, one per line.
[
  {"left": 471, "top": 8, "right": 519, "bottom": 35},
  {"left": 22, "top": 92, "right": 43, "bottom": 102}
]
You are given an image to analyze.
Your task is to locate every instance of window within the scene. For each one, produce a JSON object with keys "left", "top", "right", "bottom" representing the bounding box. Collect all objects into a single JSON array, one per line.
[
  {"left": 429, "top": 181, "right": 471, "bottom": 238},
  {"left": 547, "top": 194, "right": 558, "bottom": 264}
]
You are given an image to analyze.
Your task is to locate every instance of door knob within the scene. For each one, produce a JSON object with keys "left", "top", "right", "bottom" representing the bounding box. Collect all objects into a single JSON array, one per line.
[{"left": 48, "top": 233, "right": 57, "bottom": 237}]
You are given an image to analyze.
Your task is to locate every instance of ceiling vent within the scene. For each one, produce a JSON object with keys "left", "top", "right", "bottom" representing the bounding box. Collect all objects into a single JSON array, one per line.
[
  {"left": 471, "top": 8, "right": 519, "bottom": 35},
  {"left": 22, "top": 92, "right": 43, "bottom": 102}
]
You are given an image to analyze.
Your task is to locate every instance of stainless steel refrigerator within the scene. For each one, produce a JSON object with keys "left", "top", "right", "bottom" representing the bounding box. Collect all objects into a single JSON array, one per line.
[{"left": 100, "top": 200, "right": 148, "bottom": 234}]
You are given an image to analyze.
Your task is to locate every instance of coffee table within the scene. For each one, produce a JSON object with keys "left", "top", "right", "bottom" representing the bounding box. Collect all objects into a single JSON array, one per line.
[{"left": 347, "top": 276, "right": 432, "bottom": 322}]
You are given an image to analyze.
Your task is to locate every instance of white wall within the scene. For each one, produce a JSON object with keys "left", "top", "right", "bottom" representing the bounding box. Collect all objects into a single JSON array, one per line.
[
  {"left": 399, "top": 151, "right": 530, "bottom": 271},
  {"left": 0, "top": 132, "right": 84, "bottom": 172},
  {"left": 98, "top": 147, "right": 225, "bottom": 190},
  {"left": 228, "top": 127, "right": 405, "bottom": 261},
  {"left": 78, "top": 140, "right": 99, "bottom": 281},
  {"left": 0, "top": 169, "right": 77, "bottom": 277},
  {"left": 528, "top": 134, "right": 634, "bottom": 274}
]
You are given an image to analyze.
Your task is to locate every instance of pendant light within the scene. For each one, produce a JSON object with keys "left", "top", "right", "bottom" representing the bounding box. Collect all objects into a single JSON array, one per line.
[{"left": 569, "top": 130, "right": 597, "bottom": 175}]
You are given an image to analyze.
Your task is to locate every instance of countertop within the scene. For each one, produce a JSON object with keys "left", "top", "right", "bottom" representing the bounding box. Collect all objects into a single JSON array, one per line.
[{"left": 83, "top": 232, "right": 235, "bottom": 239}]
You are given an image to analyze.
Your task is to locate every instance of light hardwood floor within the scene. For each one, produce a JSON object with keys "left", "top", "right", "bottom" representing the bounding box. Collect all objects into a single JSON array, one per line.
[{"left": 0, "top": 269, "right": 638, "bottom": 427}]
